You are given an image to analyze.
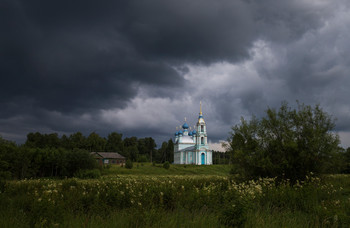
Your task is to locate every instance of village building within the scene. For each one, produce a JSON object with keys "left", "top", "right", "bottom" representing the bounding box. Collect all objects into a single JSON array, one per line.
[
  {"left": 91, "top": 152, "right": 126, "bottom": 165},
  {"left": 173, "top": 102, "right": 212, "bottom": 165}
]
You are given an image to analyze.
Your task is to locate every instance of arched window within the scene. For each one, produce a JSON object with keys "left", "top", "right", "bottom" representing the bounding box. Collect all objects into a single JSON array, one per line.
[
  {"left": 201, "top": 125, "right": 204, "bottom": 132},
  {"left": 201, "top": 137, "right": 204, "bottom": 144}
]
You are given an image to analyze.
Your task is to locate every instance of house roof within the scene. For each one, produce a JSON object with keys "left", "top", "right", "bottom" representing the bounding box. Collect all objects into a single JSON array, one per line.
[{"left": 91, "top": 152, "right": 125, "bottom": 159}]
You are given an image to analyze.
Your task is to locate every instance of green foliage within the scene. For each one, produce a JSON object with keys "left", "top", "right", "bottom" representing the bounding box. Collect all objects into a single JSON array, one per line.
[
  {"left": 228, "top": 102, "right": 341, "bottom": 183},
  {"left": 0, "top": 135, "right": 96, "bottom": 179},
  {"left": 87, "top": 132, "right": 107, "bottom": 152},
  {"left": 0, "top": 174, "right": 349, "bottom": 227},
  {"left": 163, "top": 161, "right": 170, "bottom": 170},
  {"left": 105, "top": 132, "right": 124, "bottom": 152},
  {"left": 0, "top": 131, "right": 175, "bottom": 179},
  {"left": 137, "top": 155, "right": 148, "bottom": 163},
  {"left": 74, "top": 169, "right": 101, "bottom": 179},
  {"left": 342, "top": 147, "right": 350, "bottom": 173},
  {"left": 125, "top": 159, "right": 133, "bottom": 169},
  {"left": 101, "top": 163, "right": 230, "bottom": 176},
  {"left": 219, "top": 192, "right": 247, "bottom": 227},
  {"left": 213, "top": 151, "right": 230, "bottom": 164}
]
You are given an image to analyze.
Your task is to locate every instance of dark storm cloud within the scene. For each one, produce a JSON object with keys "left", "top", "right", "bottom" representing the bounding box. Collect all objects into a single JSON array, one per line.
[{"left": 1, "top": 0, "right": 349, "bottom": 145}]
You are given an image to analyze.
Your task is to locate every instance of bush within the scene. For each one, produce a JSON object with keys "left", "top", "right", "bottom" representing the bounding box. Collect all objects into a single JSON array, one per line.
[
  {"left": 219, "top": 194, "right": 247, "bottom": 227},
  {"left": 125, "top": 160, "right": 133, "bottom": 169},
  {"left": 163, "top": 161, "right": 170, "bottom": 170},
  {"left": 74, "top": 169, "right": 101, "bottom": 179},
  {"left": 138, "top": 155, "right": 148, "bottom": 163}
]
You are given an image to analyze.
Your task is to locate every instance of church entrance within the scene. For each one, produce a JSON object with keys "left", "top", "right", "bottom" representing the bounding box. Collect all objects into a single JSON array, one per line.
[{"left": 201, "top": 153, "right": 205, "bottom": 165}]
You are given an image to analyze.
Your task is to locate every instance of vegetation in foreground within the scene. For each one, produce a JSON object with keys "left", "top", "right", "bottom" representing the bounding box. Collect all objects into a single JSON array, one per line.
[
  {"left": 101, "top": 163, "right": 231, "bottom": 176},
  {"left": 1, "top": 174, "right": 350, "bottom": 227}
]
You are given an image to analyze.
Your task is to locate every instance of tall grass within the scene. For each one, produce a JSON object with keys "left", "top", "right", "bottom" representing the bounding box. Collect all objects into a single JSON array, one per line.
[
  {"left": 0, "top": 173, "right": 349, "bottom": 227},
  {"left": 101, "top": 163, "right": 231, "bottom": 176}
]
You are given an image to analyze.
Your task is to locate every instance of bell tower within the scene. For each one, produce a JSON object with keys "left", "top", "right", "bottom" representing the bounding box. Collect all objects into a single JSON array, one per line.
[{"left": 196, "top": 102, "right": 210, "bottom": 164}]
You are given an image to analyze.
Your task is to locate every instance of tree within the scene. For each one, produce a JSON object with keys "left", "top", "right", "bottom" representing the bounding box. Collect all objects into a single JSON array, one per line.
[
  {"left": 106, "top": 132, "right": 123, "bottom": 152},
  {"left": 342, "top": 147, "right": 350, "bottom": 173},
  {"left": 166, "top": 139, "right": 174, "bottom": 163},
  {"left": 158, "top": 142, "right": 168, "bottom": 163},
  {"left": 69, "top": 132, "right": 87, "bottom": 150},
  {"left": 145, "top": 137, "right": 157, "bottom": 162},
  {"left": 228, "top": 102, "right": 340, "bottom": 183},
  {"left": 86, "top": 132, "right": 106, "bottom": 152}
]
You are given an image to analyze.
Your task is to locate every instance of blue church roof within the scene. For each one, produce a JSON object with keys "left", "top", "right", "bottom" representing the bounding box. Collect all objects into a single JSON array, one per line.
[
  {"left": 192, "top": 130, "right": 197, "bottom": 134},
  {"left": 189, "top": 132, "right": 193, "bottom": 136},
  {"left": 175, "top": 131, "right": 178, "bottom": 136},
  {"left": 182, "top": 122, "right": 189, "bottom": 129},
  {"left": 178, "top": 130, "right": 183, "bottom": 135}
]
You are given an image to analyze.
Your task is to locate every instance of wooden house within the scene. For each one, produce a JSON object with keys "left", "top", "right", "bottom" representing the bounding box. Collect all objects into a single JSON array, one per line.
[{"left": 91, "top": 152, "right": 126, "bottom": 165}]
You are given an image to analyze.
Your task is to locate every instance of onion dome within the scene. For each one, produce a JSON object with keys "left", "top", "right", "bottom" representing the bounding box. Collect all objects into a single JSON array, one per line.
[
  {"left": 175, "top": 131, "right": 179, "bottom": 136},
  {"left": 192, "top": 130, "right": 197, "bottom": 135},
  {"left": 178, "top": 130, "right": 183, "bottom": 135},
  {"left": 188, "top": 131, "right": 193, "bottom": 136},
  {"left": 182, "top": 122, "right": 189, "bottom": 129}
]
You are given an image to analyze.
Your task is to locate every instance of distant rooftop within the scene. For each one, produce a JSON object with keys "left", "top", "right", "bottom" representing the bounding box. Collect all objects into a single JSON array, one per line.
[{"left": 91, "top": 152, "right": 125, "bottom": 159}]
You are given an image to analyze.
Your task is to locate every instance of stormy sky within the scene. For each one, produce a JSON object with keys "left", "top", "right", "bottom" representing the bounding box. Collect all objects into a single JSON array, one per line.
[{"left": 1, "top": 0, "right": 350, "bottom": 149}]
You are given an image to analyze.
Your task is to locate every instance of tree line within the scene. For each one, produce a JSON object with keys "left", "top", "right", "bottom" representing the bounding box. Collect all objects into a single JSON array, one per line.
[{"left": 0, "top": 132, "right": 174, "bottom": 179}]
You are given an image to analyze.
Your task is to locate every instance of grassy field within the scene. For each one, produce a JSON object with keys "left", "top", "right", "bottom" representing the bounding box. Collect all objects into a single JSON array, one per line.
[
  {"left": 101, "top": 163, "right": 231, "bottom": 176},
  {"left": 1, "top": 164, "right": 350, "bottom": 227}
]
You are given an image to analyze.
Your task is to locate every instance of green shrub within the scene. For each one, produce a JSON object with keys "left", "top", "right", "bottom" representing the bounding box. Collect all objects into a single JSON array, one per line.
[
  {"left": 163, "top": 161, "right": 170, "bottom": 170},
  {"left": 138, "top": 155, "right": 148, "bottom": 163},
  {"left": 74, "top": 169, "right": 101, "bottom": 179},
  {"left": 219, "top": 192, "right": 248, "bottom": 227},
  {"left": 125, "top": 160, "right": 133, "bottom": 169}
]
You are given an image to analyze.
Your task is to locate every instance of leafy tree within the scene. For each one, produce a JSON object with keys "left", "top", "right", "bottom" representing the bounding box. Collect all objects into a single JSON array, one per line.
[
  {"left": 60, "top": 134, "right": 71, "bottom": 149},
  {"left": 86, "top": 132, "right": 106, "bottom": 152},
  {"left": 158, "top": 142, "right": 168, "bottom": 163},
  {"left": 213, "top": 151, "right": 230, "bottom": 164},
  {"left": 124, "top": 137, "right": 138, "bottom": 148},
  {"left": 106, "top": 132, "right": 123, "bottom": 152},
  {"left": 46, "top": 133, "right": 60, "bottom": 148},
  {"left": 145, "top": 137, "right": 157, "bottom": 162},
  {"left": 25, "top": 132, "right": 44, "bottom": 148},
  {"left": 342, "top": 147, "right": 350, "bottom": 173},
  {"left": 166, "top": 139, "right": 174, "bottom": 163},
  {"left": 124, "top": 145, "right": 139, "bottom": 162},
  {"left": 228, "top": 102, "right": 340, "bottom": 183},
  {"left": 65, "top": 149, "right": 97, "bottom": 176},
  {"left": 69, "top": 132, "right": 87, "bottom": 150}
]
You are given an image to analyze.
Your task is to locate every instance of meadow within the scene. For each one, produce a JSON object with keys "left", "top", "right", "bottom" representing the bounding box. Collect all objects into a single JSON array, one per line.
[{"left": 0, "top": 164, "right": 350, "bottom": 227}]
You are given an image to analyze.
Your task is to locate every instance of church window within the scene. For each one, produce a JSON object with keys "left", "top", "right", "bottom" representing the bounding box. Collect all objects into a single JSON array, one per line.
[
  {"left": 201, "top": 137, "right": 204, "bottom": 144},
  {"left": 201, "top": 125, "right": 204, "bottom": 132}
]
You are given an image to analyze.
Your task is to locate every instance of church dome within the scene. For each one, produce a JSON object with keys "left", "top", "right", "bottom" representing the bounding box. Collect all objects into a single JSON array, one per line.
[
  {"left": 192, "top": 130, "right": 196, "bottom": 135},
  {"left": 182, "top": 122, "right": 189, "bottom": 129},
  {"left": 175, "top": 131, "right": 179, "bottom": 136},
  {"left": 189, "top": 131, "right": 193, "bottom": 136},
  {"left": 178, "top": 130, "right": 183, "bottom": 135}
]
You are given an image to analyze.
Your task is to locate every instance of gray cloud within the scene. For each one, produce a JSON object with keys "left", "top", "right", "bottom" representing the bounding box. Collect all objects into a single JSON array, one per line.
[{"left": 1, "top": 0, "right": 350, "bottom": 147}]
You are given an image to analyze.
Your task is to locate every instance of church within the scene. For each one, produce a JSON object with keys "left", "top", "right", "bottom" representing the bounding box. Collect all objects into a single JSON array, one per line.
[{"left": 173, "top": 103, "right": 212, "bottom": 165}]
